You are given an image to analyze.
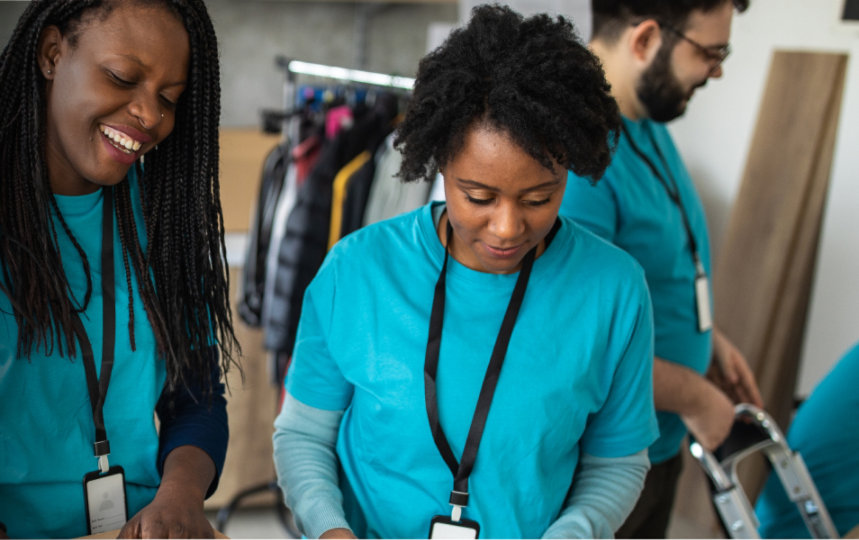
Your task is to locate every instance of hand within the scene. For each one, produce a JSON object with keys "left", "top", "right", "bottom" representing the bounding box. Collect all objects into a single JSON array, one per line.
[
  {"left": 118, "top": 484, "right": 214, "bottom": 538},
  {"left": 709, "top": 328, "right": 764, "bottom": 408},
  {"left": 681, "top": 380, "right": 736, "bottom": 451},
  {"left": 320, "top": 528, "right": 357, "bottom": 539}
]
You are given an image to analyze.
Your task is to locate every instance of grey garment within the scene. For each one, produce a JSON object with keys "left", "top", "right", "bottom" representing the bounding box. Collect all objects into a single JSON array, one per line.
[{"left": 362, "top": 134, "right": 432, "bottom": 227}]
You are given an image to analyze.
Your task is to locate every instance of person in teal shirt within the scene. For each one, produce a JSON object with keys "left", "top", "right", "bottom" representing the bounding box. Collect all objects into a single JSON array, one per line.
[
  {"left": 560, "top": 1, "right": 763, "bottom": 537},
  {"left": 0, "top": 1, "right": 238, "bottom": 537},
  {"left": 273, "top": 5, "right": 658, "bottom": 538},
  {"left": 755, "top": 342, "right": 859, "bottom": 538}
]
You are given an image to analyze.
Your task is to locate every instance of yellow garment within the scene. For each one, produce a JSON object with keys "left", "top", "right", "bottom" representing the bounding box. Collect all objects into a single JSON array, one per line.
[{"left": 328, "top": 151, "right": 371, "bottom": 250}]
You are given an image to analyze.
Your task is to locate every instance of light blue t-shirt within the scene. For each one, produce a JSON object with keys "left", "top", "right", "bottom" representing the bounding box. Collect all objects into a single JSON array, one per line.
[
  {"left": 0, "top": 172, "right": 165, "bottom": 538},
  {"left": 561, "top": 116, "right": 713, "bottom": 464},
  {"left": 755, "top": 341, "right": 859, "bottom": 538},
  {"left": 286, "top": 202, "right": 658, "bottom": 538}
]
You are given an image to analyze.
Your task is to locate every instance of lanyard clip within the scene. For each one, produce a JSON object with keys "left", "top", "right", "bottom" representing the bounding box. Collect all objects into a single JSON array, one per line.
[
  {"left": 449, "top": 490, "right": 469, "bottom": 522},
  {"left": 94, "top": 440, "right": 111, "bottom": 473}
]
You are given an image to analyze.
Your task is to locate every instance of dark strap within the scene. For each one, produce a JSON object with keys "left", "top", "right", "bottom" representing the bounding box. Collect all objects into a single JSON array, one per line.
[
  {"left": 424, "top": 218, "right": 547, "bottom": 508},
  {"left": 72, "top": 187, "right": 117, "bottom": 458},
  {"left": 621, "top": 123, "right": 700, "bottom": 260}
]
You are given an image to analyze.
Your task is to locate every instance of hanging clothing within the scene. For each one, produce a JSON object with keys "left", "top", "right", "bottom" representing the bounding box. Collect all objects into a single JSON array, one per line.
[
  {"left": 361, "top": 134, "right": 432, "bottom": 227},
  {"left": 263, "top": 100, "right": 398, "bottom": 355},
  {"left": 239, "top": 141, "right": 292, "bottom": 327}
]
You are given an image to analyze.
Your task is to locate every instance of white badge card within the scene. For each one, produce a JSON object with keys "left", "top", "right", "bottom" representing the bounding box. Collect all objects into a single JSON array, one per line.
[
  {"left": 429, "top": 515, "right": 480, "bottom": 539},
  {"left": 83, "top": 465, "right": 128, "bottom": 535},
  {"left": 695, "top": 273, "right": 713, "bottom": 333}
]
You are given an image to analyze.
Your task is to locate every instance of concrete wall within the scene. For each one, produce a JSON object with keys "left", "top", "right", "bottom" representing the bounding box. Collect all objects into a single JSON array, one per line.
[{"left": 0, "top": 1, "right": 457, "bottom": 126}]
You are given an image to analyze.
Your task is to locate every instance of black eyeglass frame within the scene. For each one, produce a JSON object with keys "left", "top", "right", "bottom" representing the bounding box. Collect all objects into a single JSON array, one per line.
[{"left": 658, "top": 21, "right": 732, "bottom": 68}]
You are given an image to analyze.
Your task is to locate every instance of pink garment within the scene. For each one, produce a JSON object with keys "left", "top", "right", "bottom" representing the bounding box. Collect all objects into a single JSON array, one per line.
[{"left": 325, "top": 105, "right": 353, "bottom": 140}]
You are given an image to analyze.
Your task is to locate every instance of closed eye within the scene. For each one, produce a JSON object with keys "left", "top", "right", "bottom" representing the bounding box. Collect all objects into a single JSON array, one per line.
[
  {"left": 524, "top": 197, "right": 551, "bottom": 207},
  {"left": 107, "top": 70, "right": 134, "bottom": 87},
  {"left": 466, "top": 194, "right": 493, "bottom": 205},
  {"left": 160, "top": 95, "right": 178, "bottom": 109}
]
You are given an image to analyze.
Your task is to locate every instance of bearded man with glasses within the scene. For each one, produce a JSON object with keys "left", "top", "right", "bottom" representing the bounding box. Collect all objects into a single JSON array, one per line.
[{"left": 560, "top": 1, "right": 762, "bottom": 538}]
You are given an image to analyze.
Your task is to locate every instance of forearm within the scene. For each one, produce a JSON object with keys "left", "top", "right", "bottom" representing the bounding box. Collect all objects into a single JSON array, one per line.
[
  {"left": 653, "top": 356, "right": 718, "bottom": 415},
  {"left": 156, "top": 348, "right": 228, "bottom": 497},
  {"left": 542, "top": 450, "right": 650, "bottom": 539},
  {"left": 273, "top": 392, "right": 352, "bottom": 538},
  {"left": 160, "top": 445, "right": 216, "bottom": 505}
]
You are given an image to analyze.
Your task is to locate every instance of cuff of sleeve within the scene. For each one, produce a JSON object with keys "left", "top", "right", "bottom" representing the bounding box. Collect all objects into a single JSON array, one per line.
[
  {"left": 158, "top": 440, "right": 223, "bottom": 499},
  {"left": 300, "top": 499, "right": 352, "bottom": 539}
]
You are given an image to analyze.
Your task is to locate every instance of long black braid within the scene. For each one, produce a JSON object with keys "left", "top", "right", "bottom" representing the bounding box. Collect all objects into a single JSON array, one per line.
[{"left": 0, "top": 0, "right": 239, "bottom": 397}]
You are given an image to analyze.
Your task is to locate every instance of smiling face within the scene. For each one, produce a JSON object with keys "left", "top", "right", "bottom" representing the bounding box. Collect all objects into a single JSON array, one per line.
[
  {"left": 38, "top": 2, "right": 189, "bottom": 195},
  {"left": 441, "top": 124, "right": 566, "bottom": 275},
  {"left": 637, "top": 1, "right": 734, "bottom": 122}
]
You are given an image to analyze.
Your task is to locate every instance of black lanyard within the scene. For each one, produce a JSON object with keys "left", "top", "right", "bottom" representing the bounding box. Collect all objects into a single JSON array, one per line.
[
  {"left": 68, "top": 187, "right": 117, "bottom": 473},
  {"left": 621, "top": 123, "right": 703, "bottom": 268},
  {"left": 424, "top": 218, "right": 556, "bottom": 514}
]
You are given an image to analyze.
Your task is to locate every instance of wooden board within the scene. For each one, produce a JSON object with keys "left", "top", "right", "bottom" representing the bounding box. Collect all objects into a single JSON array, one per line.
[
  {"left": 219, "top": 129, "right": 281, "bottom": 233},
  {"left": 670, "top": 50, "right": 847, "bottom": 532}
]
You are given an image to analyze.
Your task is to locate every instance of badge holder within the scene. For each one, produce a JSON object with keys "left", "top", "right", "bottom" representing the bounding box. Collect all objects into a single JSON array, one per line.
[
  {"left": 428, "top": 491, "right": 480, "bottom": 539},
  {"left": 694, "top": 257, "right": 712, "bottom": 333},
  {"left": 83, "top": 446, "right": 128, "bottom": 535}
]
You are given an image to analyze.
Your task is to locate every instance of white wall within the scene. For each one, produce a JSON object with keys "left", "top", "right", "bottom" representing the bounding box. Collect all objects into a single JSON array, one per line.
[{"left": 668, "top": 0, "right": 859, "bottom": 396}]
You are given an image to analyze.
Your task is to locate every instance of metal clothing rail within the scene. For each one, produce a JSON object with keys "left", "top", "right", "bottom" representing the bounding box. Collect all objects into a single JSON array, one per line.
[{"left": 275, "top": 55, "right": 416, "bottom": 91}]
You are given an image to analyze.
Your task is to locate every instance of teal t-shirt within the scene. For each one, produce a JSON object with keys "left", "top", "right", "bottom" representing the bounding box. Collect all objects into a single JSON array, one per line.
[
  {"left": 0, "top": 172, "right": 165, "bottom": 538},
  {"left": 755, "top": 342, "right": 859, "bottom": 538},
  {"left": 286, "top": 203, "right": 658, "bottom": 538},
  {"left": 560, "top": 116, "right": 713, "bottom": 464}
]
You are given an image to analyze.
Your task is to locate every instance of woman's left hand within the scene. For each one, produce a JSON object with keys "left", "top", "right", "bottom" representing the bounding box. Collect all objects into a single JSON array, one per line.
[
  {"left": 708, "top": 327, "right": 764, "bottom": 408},
  {"left": 118, "top": 485, "right": 214, "bottom": 538},
  {"left": 118, "top": 445, "right": 216, "bottom": 538}
]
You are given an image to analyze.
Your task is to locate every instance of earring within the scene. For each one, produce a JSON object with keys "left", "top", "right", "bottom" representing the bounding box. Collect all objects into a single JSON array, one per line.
[
  {"left": 46, "top": 69, "right": 52, "bottom": 75},
  {"left": 160, "top": 112, "right": 165, "bottom": 119}
]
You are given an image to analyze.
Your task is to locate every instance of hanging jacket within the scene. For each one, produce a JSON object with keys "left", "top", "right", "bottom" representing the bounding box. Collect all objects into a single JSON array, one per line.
[{"left": 262, "top": 97, "right": 398, "bottom": 354}]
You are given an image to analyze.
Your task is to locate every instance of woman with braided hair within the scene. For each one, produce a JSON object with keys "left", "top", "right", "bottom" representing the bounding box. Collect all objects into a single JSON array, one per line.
[
  {"left": 273, "top": 5, "right": 657, "bottom": 538},
  {"left": 0, "top": 1, "right": 238, "bottom": 537}
]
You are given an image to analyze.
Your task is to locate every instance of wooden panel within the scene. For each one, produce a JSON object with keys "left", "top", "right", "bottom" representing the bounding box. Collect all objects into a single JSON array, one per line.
[
  {"left": 713, "top": 50, "right": 846, "bottom": 430},
  {"left": 671, "top": 50, "right": 847, "bottom": 533},
  {"left": 219, "top": 128, "right": 281, "bottom": 233}
]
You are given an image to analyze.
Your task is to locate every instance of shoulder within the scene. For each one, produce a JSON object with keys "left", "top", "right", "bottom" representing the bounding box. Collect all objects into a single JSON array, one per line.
[
  {"left": 319, "top": 204, "right": 433, "bottom": 279},
  {"left": 559, "top": 216, "right": 644, "bottom": 276}
]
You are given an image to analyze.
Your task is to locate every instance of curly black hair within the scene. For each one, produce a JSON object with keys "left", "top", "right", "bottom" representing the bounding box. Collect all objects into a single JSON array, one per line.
[
  {"left": 0, "top": 0, "right": 239, "bottom": 396},
  {"left": 394, "top": 4, "right": 620, "bottom": 184}
]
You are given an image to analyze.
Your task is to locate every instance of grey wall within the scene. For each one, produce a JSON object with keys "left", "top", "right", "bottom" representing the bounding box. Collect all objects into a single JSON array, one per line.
[{"left": 0, "top": 1, "right": 458, "bottom": 126}]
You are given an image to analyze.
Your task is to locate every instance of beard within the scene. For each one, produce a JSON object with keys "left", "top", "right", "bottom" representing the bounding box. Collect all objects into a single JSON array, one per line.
[{"left": 636, "top": 44, "right": 706, "bottom": 123}]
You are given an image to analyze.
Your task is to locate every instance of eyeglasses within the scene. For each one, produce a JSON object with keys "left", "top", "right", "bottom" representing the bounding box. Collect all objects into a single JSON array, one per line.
[{"left": 658, "top": 22, "right": 731, "bottom": 70}]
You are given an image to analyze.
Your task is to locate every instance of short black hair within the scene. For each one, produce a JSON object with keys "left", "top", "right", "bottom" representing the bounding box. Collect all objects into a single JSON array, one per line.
[
  {"left": 592, "top": 0, "right": 750, "bottom": 42},
  {"left": 395, "top": 4, "right": 620, "bottom": 183}
]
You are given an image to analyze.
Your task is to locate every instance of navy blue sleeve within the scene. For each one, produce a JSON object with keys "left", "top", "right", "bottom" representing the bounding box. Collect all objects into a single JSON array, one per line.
[{"left": 155, "top": 347, "right": 228, "bottom": 498}]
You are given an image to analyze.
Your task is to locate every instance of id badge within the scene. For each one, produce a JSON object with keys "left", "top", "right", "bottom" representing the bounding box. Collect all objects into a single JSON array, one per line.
[
  {"left": 429, "top": 515, "right": 480, "bottom": 539},
  {"left": 83, "top": 465, "right": 128, "bottom": 534},
  {"left": 695, "top": 273, "right": 713, "bottom": 333}
]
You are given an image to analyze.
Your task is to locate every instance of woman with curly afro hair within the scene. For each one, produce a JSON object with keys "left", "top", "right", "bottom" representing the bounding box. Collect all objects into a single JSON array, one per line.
[
  {"left": 274, "top": 4, "right": 658, "bottom": 538},
  {"left": 0, "top": 0, "right": 238, "bottom": 537}
]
